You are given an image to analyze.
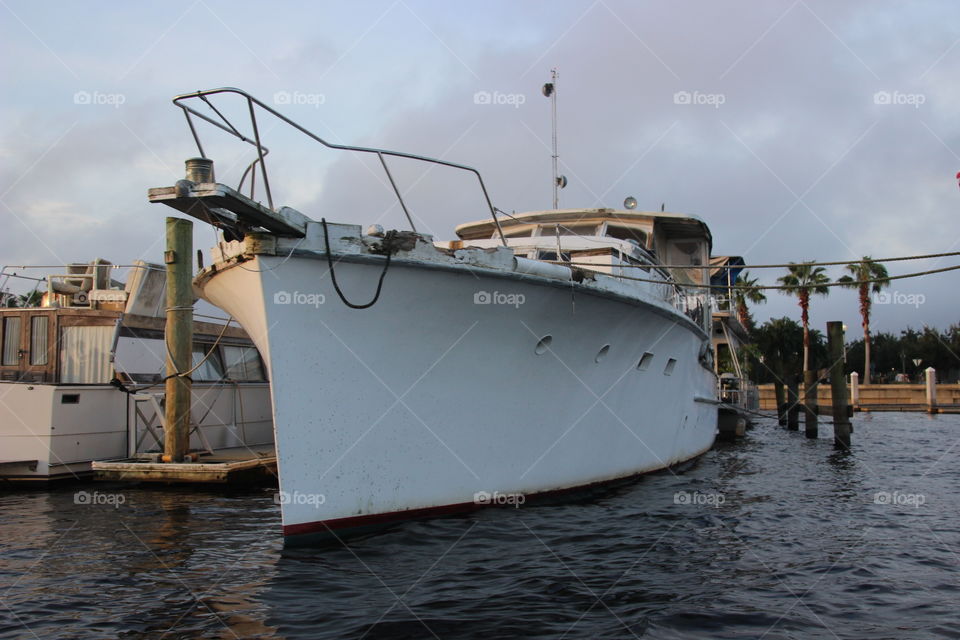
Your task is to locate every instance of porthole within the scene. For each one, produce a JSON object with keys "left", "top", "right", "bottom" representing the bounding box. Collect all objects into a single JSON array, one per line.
[
  {"left": 664, "top": 358, "right": 677, "bottom": 376},
  {"left": 595, "top": 344, "right": 610, "bottom": 363},
  {"left": 535, "top": 335, "right": 553, "bottom": 355},
  {"left": 637, "top": 352, "right": 654, "bottom": 371}
]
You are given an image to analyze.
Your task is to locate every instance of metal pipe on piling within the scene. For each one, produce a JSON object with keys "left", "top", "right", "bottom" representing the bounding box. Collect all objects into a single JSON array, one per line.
[
  {"left": 163, "top": 217, "right": 194, "bottom": 463},
  {"left": 828, "top": 321, "right": 852, "bottom": 448},
  {"left": 925, "top": 367, "right": 938, "bottom": 414},
  {"left": 849, "top": 371, "right": 860, "bottom": 411}
]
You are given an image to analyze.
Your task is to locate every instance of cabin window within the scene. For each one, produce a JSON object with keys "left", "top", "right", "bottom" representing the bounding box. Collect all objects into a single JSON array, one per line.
[
  {"left": 2, "top": 317, "right": 20, "bottom": 366},
  {"left": 672, "top": 241, "right": 703, "bottom": 265},
  {"left": 30, "top": 316, "right": 49, "bottom": 366},
  {"left": 60, "top": 325, "right": 113, "bottom": 383},
  {"left": 664, "top": 358, "right": 677, "bottom": 376},
  {"left": 499, "top": 228, "right": 533, "bottom": 238},
  {"left": 537, "top": 250, "right": 571, "bottom": 262},
  {"left": 222, "top": 345, "right": 266, "bottom": 381},
  {"left": 548, "top": 223, "right": 598, "bottom": 237},
  {"left": 605, "top": 225, "right": 647, "bottom": 247},
  {"left": 191, "top": 345, "right": 225, "bottom": 382}
]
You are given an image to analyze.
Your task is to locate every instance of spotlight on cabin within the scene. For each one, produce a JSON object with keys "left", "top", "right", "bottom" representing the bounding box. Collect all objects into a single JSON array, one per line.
[{"left": 623, "top": 196, "right": 638, "bottom": 210}]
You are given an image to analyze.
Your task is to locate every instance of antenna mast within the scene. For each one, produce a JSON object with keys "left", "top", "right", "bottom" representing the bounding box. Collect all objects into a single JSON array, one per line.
[{"left": 542, "top": 68, "right": 565, "bottom": 209}]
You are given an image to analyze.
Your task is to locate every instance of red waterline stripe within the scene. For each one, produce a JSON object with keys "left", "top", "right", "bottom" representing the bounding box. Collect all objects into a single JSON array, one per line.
[
  {"left": 283, "top": 500, "right": 479, "bottom": 537},
  {"left": 281, "top": 449, "right": 712, "bottom": 539}
]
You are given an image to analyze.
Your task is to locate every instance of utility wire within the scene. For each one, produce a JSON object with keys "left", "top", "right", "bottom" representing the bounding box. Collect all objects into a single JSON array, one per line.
[
  {"left": 556, "top": 250, "right": 960, "bottom": 270},
  {"left": 569, "top": 263, "right": 960, "bottom": 291}
]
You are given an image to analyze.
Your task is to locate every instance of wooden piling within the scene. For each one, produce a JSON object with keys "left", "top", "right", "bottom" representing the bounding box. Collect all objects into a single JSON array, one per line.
[
  {"left": 827, "top": 321, "right": 852, "bottom": 448},
  {"left": 164, "top": 217, "right": 194, "bottom": 463},
  {"left": 787, "top": 379, "right": 800, "bottom": 430},
  {"left": 774, "top": 381, "right": 787, "bottom": 426},
  {"left": 803, "top": 370, "right": 818, "bottom": 438}
]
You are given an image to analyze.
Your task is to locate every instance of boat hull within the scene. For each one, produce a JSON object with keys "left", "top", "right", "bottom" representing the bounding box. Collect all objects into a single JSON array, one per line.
[{"left": 200, "top": 249, "right": 718, "bottom": 542}]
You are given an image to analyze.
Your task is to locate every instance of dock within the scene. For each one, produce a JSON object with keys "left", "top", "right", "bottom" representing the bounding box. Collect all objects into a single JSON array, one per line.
[
  {"left": 92, "top": 444, "right": 276, "bottom": 484},
  {"left": 857, "top": 404, "right": 960, "bottom": 414}
]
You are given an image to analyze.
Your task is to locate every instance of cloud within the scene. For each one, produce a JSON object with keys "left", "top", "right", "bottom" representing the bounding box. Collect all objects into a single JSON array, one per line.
[{"left": 2, "top": 0, "right": 959, "bottom": 333}]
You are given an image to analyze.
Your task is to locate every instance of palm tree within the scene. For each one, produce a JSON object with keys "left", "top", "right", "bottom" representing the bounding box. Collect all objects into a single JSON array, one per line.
[
  {"left": 838, "top": 256, "right": 889, "bottom": 384},
  {"left": 777, "top": 262, "right": 831, "bottom": 372},
  {"left": 19, "top": 290, "right": 43, "bottom": 307},
  {"left": 2, "top": 290, "right": 41, "bottom": 308},
  {"left": 732, "top": 271, "right": 766, "bottom": 331}
]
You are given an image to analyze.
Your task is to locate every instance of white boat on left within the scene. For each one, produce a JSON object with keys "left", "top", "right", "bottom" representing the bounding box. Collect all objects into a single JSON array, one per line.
[{"left": 0, "top": 259, "right": 273, "bottom": 482}]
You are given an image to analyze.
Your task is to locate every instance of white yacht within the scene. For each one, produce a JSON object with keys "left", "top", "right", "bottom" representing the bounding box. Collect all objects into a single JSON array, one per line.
[{"left": 148, "top": 88, "right": 719, "bottom": 543}]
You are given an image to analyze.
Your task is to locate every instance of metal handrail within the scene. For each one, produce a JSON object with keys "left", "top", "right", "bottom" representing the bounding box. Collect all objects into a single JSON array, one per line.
[{"left": 171, "top": 87, "right": 507, "bottom": 245}]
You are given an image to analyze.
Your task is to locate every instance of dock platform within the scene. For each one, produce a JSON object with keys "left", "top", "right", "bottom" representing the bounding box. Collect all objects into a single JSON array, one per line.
[
  {"left": 857, "top": 404, "right": 960, "bottom": 414},
  {"left": 92, "top": 444, "right": 276, "bottom": 484}
]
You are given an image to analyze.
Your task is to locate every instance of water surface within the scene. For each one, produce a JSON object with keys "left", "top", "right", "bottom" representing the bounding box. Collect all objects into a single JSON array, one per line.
[{"left": 2, "top": 412, "right": 958, "bottom": 638}]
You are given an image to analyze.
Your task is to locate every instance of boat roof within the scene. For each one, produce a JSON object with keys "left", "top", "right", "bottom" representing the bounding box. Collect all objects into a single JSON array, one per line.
[
  {"left": 455, "top": 208, "right": 712, "bottom": 247},
  {"left": 710, "top": 255, "right": 745, "bottom": 286}
]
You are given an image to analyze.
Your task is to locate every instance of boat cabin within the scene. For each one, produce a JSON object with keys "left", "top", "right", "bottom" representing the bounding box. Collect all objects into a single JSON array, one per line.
[
  {"left": 0, "top": 259, "right": 266, "bottom": 385},
  {"left": 449, "top": 208, "right": 712, "bottom": 287}
]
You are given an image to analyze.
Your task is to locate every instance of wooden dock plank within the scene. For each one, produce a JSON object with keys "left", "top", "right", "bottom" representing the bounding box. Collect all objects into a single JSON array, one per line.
[{"left": 92, "top": 445, "right": 276, "bottom": 483}]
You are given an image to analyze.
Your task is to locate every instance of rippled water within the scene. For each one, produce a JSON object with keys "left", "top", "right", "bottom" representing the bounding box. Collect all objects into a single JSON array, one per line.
[{"left": 3, "top": 412, "right": 959, "bottom": 639}]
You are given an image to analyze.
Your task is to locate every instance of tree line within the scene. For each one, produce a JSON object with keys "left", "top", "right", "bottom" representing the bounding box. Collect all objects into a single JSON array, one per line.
[
  {"left": 742, "top": 318, "right": 960, "bottom": 385},
  {"left": 727, "top": 256, "right": 957, "bottom": 384}
]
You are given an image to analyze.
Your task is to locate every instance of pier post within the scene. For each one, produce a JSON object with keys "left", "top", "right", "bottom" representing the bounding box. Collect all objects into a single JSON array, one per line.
[
  {"left": 787, "top": 379, "right": 800, "bottom": 430},
  {"left": 828, "top": 321, "right": 852, "bottom": 448},
  {"left": 164, "top": 217, "right": 194, "bottom": 463},
  {"left": 925, "top": 367, "right": 938, "bottom": 414},
  {"left": 849, "top": 371, "right": 859, "bottom": 411},
  {"left": 774, "top": 381, "right": 787, "bottom": 426},
  {"left": 803, "top": 370, "right": 818, "bottom": 438}
]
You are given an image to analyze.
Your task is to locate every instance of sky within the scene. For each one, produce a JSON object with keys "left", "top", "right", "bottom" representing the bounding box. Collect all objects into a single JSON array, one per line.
[{"left": 2, "top": 0, "right": 959, "bottom": 336}]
